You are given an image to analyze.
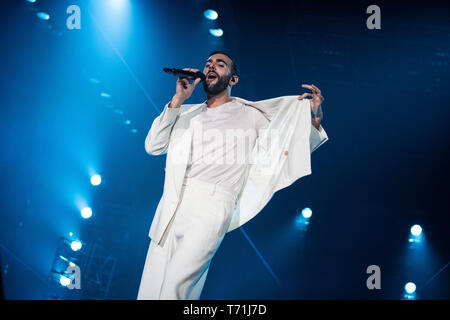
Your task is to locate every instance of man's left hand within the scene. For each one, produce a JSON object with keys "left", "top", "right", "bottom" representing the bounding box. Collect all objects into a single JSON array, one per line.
[{"left": 298, "top": 84, "right": 324, "bottom": 129}]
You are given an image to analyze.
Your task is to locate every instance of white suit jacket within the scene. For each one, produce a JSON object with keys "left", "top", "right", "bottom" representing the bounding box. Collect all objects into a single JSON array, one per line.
[{"left": 145, "top": 95, "right": 329, "bottom": 244}]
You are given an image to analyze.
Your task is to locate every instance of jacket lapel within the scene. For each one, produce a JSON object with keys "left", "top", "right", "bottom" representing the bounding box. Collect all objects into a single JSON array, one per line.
[{"left": 168, "top": 104, "right": 205, "bottom": 199}]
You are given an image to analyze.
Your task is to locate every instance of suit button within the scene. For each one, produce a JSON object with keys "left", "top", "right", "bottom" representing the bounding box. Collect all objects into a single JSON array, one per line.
[{"left": 284, "top": 150, "right": 288, "bottom": 156}]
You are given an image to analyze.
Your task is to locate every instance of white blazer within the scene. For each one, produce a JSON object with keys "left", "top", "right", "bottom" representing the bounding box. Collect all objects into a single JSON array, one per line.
[{"left": 145, "top": 95, "right": 329, "bottom": 245}]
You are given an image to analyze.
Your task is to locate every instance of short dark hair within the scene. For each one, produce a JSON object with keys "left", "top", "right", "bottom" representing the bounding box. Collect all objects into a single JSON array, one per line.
[{"left": 208, "top": 50, "right": 240, "bottom": 77}]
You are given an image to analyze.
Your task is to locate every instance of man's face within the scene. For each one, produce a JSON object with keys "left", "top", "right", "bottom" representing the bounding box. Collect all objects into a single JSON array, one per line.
[{"left": 202, "top": 53, "right": 234, "bottom": 95}]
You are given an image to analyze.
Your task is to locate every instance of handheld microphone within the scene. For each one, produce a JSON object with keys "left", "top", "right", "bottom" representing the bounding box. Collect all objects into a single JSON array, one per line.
[{"left": 163, "top": 68, "right": 206, "bottom": 82}]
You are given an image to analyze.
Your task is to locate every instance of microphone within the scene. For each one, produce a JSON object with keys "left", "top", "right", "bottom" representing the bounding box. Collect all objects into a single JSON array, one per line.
[{"left": 163, "top": 68, "right": 206, "bottom": 82}]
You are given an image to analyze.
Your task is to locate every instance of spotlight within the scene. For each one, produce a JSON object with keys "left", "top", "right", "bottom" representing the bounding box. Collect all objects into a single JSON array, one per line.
[
  {"left": 36, "top": 12, "right": 50, "bottom": 20},
  {"left": 90, "top": 174, "right": 102, "bottom": 186},
  {"left": 209, "top": 28, "right": 223, "bottom": 37},
  {"left": 295, "top": 207, "right": 313, "bottom": 230},
  {"left": 26, "top": 0, "right": 36, "bottom": 3},
  {"left": 204, "top": 9, "right": 218, "bottom": 20},
  {"left": 100, "top": 92, "right": 111, "bottom": 98},
  {"left": 409, "top": 224, "right": 423, "bottom": 244},
  {"left": 59, "top": 275, "right": 71, "bottom": 286},
  {"left": 410, "top": 225, "right": 422, "bottom": 237},
  {"left": 81, "top": 207, "right": 92, "bottom": 219},
  {"left": 301, "top": 207, "right": 313, "bottom": 219},
  {"left": 404, "top": 282, "right": 416, "bottom": 294},
  {"left": 110, "top": 0, "right": 128, "bottom": 10},
  {"left": 70, "top": 240, "right": 82, "bottom": 251}
]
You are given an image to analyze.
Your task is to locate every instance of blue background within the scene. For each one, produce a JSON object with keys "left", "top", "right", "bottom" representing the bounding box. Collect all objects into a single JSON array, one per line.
[{"left": 0, "top": 0, "right": 449, "bottom": 299}]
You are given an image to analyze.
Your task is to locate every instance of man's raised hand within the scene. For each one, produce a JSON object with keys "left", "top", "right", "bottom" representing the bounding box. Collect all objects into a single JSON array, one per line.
[
  {"left": 298, "top": 84, "right": 324, "bottom": 116},
  {"left": 170, "top": 68, "right": 202, "bottom": 108}
]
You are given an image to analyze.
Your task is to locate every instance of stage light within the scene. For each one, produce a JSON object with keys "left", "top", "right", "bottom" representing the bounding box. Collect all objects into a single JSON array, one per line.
[
  {"left": 59, "top": 275, "right": 71, "bottom": 286},
  {"left": 409, "top": 224, "right": 423, "bottom": 244},
  {"left": 111, "top": 0, "right": 128, "bottom": 9},
  {"left": 404, "top": 282, "right": 416, "bottom": 294},
  {"left": 410, "top": 224, "right": 422, "bottom": 237},
  {"left": 204, "top": 9, "right": 218, "bottom": 20},
  {"left": 90, "top": 174, "right": 102, "bottom": 186},
  {"left": 131, "top": 129, "right": 137, "bottom": 133},
  {"left": 301, "top": 207, "right": 312, "bottom": 219},
  {"left": 100, "top": 92, "right": 111, "bottom": 98},
  {"left": 26, "top": 0, "right": 36, "bottom": 3},
  {"left": 124, "top": 120, "right": 131, "bottom": 125},
  {"left": 81, "top": 207, "right": 92, "bottom": 219},
  {"left": 295, "top": 207, "right": 313, "bottom": 230},
  {"left": 37, "top": 12, "right": 50, "bottom": 20},
  {"left": 209, "top": 28, "right": 223, "bottom": 37},
  {"left": 70, "top": 240, "right": 82, "bottom": 252},
  {"left": 69, "top": 232, "right": 73, "bottom": 237}
]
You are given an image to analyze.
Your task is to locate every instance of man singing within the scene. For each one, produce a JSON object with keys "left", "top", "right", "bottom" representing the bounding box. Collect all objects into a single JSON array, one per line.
[{"left": 138, "top": 51, "right": 328, "bottom": 300}]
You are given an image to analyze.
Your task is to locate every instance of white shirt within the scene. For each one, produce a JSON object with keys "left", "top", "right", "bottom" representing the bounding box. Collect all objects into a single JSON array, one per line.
[{"left": 184, "top": 98, "right": 269, "bottom": 195}]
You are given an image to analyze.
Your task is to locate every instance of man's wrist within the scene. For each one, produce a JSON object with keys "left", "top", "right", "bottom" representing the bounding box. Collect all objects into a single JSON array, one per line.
[
  {"left": 311, "top": 104, "right": 323, "bottom": 118},
  {"left": 311, "top": 104, "right": 323, "bottom": 130},
  {"left": 311, "top": 118, "right": 321, "bottom": 130},
  {"left": 169, "top": 96, "right": 183, "bottom": 108}
]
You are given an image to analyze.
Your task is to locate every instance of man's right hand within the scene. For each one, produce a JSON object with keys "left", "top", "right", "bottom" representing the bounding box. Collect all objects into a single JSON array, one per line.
[{"left": 169, "top": 68, "right": 202, "bottom": 108}]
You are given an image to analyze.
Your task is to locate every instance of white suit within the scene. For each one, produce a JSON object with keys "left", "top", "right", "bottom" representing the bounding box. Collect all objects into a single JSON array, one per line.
[
  {"left": 139, "top": 95, "right": 329, "bottom": 299},
  {"left": 145, "top": 95, "right": 328, "bottom": 245}
]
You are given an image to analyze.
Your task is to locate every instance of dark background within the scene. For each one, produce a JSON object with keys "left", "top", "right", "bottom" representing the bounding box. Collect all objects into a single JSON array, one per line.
[{"left": 0, "top": 0, "right": 449, "bottom": 299}]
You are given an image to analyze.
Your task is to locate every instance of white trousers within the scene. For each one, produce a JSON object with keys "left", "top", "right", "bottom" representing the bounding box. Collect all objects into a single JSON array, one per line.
[{"left": 137, "top": 177, "right": 238, "bottom": 300}]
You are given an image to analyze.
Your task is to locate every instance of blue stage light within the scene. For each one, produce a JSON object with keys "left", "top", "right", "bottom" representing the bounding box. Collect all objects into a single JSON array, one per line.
[
  {"left": 111, "top": 0, "right": 128, "bottom": 9},
  {"left": 81, "top": 207, "right": 92, "bottom": 219},
  {"left": 59, "top": 275, "right": 71, "bottom": 286},
  {"left": 410, "top": 224, "right": 422, "bottom": 237},
  {"left": 209, "top": 28, "right": 223, "bottom": 37},
  {"left": 404, "top": 282, "right": 416, "bottom": 294},
  {"left": 100, "top": 92, "right": 111, "bottom": 98},
  {"left": 90, "top": 174, "right": 102, "bottom": 186},
  {"left": 36, "top": 12, "right": 50, "bottom": 20},
  {"left": 204, "top": 9, "right": 218, "bottom": 20},
  {"left": 26, "top": 0, "right": 36, "bottom": 3},
  {"left": 301, "top": 207, "right": 312, "bottom": 219},
  {"left": 295, "top": 207, "right": 313, "bottom": 230},
  {"left": 408, "top": 224, "right": 423, "bottom": 244},
  {"left": 70, "top": 240, "right": 82, "bottom": 251}
]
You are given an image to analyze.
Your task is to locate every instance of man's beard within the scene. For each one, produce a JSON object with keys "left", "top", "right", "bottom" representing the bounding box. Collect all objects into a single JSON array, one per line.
[{"left": 202, "top": 73, "right": 232, "bottom": 95}]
